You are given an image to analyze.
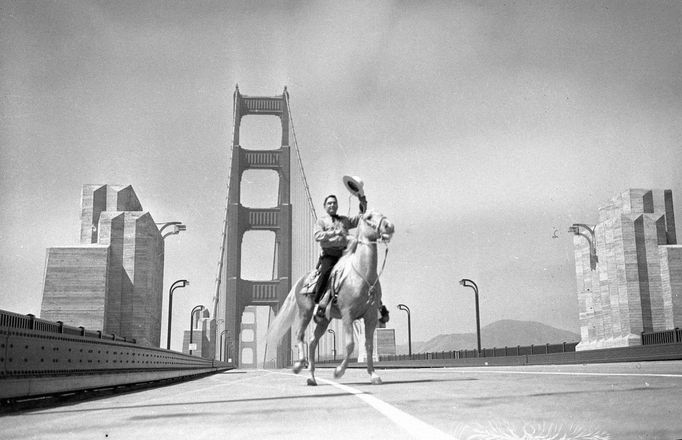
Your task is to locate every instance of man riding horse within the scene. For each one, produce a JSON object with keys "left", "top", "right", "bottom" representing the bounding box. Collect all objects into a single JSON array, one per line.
[
  {"left": 312, "top": 177, "right": 388, "bottom": 324},
  {"left": 265, "top": 175, "right": 394, "bottom": 385}
]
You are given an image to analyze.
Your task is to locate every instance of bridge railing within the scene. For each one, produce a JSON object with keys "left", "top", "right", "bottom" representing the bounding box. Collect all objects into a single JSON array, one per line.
[
  {"left": 642, "top": 328, "right": 682, "bottom": 345},
  {"left": 315, "top": 329, "right": 682, "bottom": 366},
  {"left": 1, "top": 309, "right": 232, "bottom": 401},
  {"left": 314, "top": 342, "right": 580, "bottom": 364},
  {"left": 376, "top": 341, "right": 579, "bottom": 362},
  {"left": 313, "top": 331, "right": 682, "bottom": 369},
  {"left": 1, "top": 309, "right": 136, "bottom": 343}
]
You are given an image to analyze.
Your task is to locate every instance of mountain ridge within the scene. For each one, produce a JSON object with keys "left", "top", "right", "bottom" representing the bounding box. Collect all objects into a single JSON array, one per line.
[{"left": 396, "top": 319, "right": 580, "bottom": 354}]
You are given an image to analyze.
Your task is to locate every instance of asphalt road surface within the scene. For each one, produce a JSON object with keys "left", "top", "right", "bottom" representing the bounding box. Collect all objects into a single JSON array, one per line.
[{"left": 1, "top": 361, "right": 681, "bottom": 440}]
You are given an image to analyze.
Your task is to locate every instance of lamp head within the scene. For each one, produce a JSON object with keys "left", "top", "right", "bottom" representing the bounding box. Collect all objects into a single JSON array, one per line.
[
  {"left": 170, "top": 279, "right": 189, "bottom": 291},
  {"left": 397, "top": 304, "right": 409, "bottom": 312}
]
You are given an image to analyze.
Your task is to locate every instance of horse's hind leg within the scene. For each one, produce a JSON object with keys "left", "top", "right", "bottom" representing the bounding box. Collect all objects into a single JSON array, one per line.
[
  {"left": 333, "top": 315, "right": 355, "bottom": 379},
  {"left": 292, "top": 298, "right": 314, "bottom": 374},
  {"left": 306, "top": 319, "right": 330, "bottom": 386}
]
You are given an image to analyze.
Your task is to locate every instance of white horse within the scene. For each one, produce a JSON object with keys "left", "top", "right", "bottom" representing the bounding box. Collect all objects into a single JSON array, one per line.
[{"left": 266, "top": 210, "right": 395, "bottom": 385}]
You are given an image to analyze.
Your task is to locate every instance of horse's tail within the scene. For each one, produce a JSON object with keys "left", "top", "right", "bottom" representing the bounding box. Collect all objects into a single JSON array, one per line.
[{"left": 265, "top": 276, "right": 304, "bottom": 361}]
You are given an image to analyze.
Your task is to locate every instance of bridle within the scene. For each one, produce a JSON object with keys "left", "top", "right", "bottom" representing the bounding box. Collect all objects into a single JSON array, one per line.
[{"left": 358, "top": 212, "right": 390, "bottom": 244}]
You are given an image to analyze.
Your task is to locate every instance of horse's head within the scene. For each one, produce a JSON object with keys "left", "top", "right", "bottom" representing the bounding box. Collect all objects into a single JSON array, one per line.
[{"left": 359, "top": 210, "right": 395, "bottom": 243}]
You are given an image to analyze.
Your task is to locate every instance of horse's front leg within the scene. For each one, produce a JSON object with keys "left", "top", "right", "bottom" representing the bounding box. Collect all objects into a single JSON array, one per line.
[
  {"left": 292, "top": 339, "right": 307, "bottom": 374},
  {"left": 333, "top": 315, "right": 355, "bottom": 379},
  {"left": 306, "top": 319, "right": 330, "bottom": 386},
  {"left": 364, "top": 312, "right": 382, "bottom": 385}
]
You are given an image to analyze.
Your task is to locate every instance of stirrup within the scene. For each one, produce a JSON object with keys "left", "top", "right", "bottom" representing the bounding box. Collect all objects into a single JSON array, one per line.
[{"left": 313, "top": 304, "right": 327, "bottom": 323}]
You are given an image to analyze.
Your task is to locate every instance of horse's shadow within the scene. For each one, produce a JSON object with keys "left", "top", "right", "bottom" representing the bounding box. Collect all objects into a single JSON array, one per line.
[{"left": 335, "top": 377, "right": 478, "bottom": 386}]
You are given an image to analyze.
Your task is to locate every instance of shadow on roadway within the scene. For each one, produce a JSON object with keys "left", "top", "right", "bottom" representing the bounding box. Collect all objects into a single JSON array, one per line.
[
  {"left": 339, "top": 377, "right": 478, "bottom": 386},
  {"left": 2, "top": 391, "right": 360, "bottom": 416},
  {"left": 0, "top": 372, "right": 243, "bottom": 415}
]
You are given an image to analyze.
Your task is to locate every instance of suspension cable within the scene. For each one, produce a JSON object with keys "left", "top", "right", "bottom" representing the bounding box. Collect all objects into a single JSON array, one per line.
[
  {"left": 285, "top": 91, "right": 317, "bottom": 221},
  {"left": 211, "top": 86, "right": 238, "bottom": 325}
]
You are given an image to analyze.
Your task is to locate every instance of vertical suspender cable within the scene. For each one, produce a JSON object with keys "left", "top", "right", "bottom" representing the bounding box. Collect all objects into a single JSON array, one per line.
[
  {"left": 286, "top": 95, "right": 317, "bottom": 221},
  {"left": 286, "top": 92, "right": 321, "bottom": 352}
]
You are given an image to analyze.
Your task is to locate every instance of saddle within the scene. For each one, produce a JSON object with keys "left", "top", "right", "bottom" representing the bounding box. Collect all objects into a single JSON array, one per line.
[
  {"left": 300, "top": 269, "right": 320, "bottom": 295},
  {"left": 302, "top": 267, "right": 342, "bottom": 322},
  {"left": 301, "top": 258, "right": 345, "bottom": 299}
]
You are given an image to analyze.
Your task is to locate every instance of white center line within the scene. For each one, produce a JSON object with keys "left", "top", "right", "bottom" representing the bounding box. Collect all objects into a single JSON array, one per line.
[{"left": 272, "top": 371, "right": 457, "bottom": 440}]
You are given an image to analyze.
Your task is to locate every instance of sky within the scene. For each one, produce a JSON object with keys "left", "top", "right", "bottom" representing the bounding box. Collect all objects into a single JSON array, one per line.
[{"left": 1, "top": 1, "right": 681, "bottom": 351}]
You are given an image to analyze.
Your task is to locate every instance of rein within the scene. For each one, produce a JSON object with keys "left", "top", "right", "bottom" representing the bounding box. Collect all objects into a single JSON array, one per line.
[
  {"left": 350, "top": 243, "right": 389, "bottom": 295},
  {"left": 351, "top": 214, "right": 390, "bottom": 295}
]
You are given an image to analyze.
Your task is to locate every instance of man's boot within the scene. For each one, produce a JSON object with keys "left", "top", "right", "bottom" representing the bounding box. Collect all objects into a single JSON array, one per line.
[
  {"left": 379, "top": 304, "right": 389, "bottom": 324},
  {"left": 313, "top": 303, "right": 326, "bottom": 323}
]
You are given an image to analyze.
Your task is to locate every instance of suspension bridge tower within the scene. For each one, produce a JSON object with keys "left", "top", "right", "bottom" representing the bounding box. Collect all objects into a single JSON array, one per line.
[
  {"left": 217, "top": 86, "right": 297, "bottom": 368},
  {"left": 214, "top": 86, "right": 317, "bottom": 368}
]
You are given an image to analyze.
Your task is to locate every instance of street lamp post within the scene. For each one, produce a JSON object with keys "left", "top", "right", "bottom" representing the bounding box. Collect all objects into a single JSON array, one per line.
[
  {"left": 167, "top": 279, "right": 189, "bottom": 350},
  {"left": 569, "top": 224, "right": 598, "bottom": 270},
  {"left": 189, "top": 305, "right": 205, "bottom": 356},
  {"left": 397, "top": 304, "right": 412, "bottom": 357},
  {"left": 220, "top": 330, "right": 227, "bottom": 362},
  {"left": 459, "top": 278, "right": 481, "bottom": 356},
  {"left": 327, "top": 328, "right": 336, "bottom": 361}
]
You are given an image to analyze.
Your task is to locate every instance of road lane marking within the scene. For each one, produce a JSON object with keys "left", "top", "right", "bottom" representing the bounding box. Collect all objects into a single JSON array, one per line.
[{"left": 272, "top": 371, "right": 456, "bottom": 440}]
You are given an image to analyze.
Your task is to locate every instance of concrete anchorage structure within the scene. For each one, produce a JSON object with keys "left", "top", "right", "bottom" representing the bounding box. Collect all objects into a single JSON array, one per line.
[
  {"left": 182, "top": 310, "right": 211, "bottom": 358},
  {"left": 41, "top": 185, "right": 165, "bottom": 346},
  {"left": 572, "top": 189, "right": 682, "bottom": 350}
]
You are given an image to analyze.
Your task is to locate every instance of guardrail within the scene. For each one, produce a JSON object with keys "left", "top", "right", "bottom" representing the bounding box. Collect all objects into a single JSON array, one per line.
[
  {"left": 1, "top": 310, "right": 137, "bottom": 343},
  {"left": 642, "top": 328, "right": 682, "bottom": 345},
  {"left": 315, "top": 330, "right": 682, "bottom": 368},
  {"left": 315, "top": 341, "right": 579, "bottom": 365},
  {"left": 379, "top": 341, "right": 579, "bottom": 362},
  {"left": 1, "top": 309, "right": 233, "bottom": 401}
]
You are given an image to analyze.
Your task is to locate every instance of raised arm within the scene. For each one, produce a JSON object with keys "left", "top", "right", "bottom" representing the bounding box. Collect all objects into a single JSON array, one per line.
[{"left": 348, "top": 196, "right": 368, "bottom": 228}]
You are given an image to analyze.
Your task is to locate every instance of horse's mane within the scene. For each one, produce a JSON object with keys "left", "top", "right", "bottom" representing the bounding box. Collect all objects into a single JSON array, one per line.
[
  {"left": 343, "top": 235, "right": 359, "bottom": 255},
  {"left": 343, "top": 210, "right": 375, "bottom": 256}
]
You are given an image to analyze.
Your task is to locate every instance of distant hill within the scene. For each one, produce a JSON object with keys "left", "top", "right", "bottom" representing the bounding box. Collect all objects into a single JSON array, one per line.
[{"left": 398, "top": 319, "right": 580, "bottom": 354}]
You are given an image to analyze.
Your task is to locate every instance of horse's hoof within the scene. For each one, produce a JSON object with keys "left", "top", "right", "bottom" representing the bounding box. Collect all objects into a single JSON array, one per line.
[
  {"left": 292, "top": 360, "right": 308, "bottom": 374},
  {"left": 371, "top": 376, "right": 383, "bottom": 385},
  {"left": 333, "top": 367, "right": 345, "bottom": 379},
  {"left": 306, "top": 378, "right": 317, "bottom": 386}
]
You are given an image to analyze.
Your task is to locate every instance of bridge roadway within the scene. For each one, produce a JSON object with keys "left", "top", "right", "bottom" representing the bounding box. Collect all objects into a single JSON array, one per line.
[{"left": 1, "top": 361, "right": 681, "bottom": 440}]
